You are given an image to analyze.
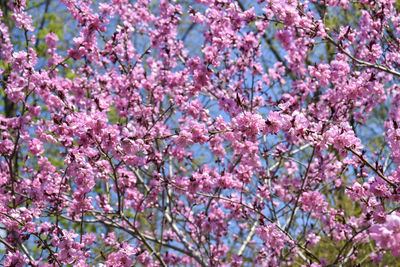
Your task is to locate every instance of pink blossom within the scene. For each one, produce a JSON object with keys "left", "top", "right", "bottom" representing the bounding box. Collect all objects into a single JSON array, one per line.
[{"left": 370, "top": 213, "right": 400, "bottom": 257}]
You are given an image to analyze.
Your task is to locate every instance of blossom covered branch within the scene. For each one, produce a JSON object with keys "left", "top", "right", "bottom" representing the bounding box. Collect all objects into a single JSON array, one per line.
[{"left": 1, "top": 0, "right": 400, "bottom": 266}]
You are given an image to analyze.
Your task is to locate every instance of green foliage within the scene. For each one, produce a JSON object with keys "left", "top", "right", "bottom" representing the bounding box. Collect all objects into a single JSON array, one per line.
[
  {"left": 107, "top": 105, "right": 121, "bottom": 124},
  {"left": 46, "top": 147, "right": 66, "bottom": 168},
  {"left": 65, "top": 68, "right": 79, "bottom": 80}
]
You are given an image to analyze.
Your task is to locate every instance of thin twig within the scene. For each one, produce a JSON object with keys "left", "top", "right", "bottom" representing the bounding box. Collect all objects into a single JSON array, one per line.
[
  {"left": 237, "top": 214, "right": 259, "bottom": 256},
  {"left": 347, "top": 147, "right": 396, "bottom": 188}
]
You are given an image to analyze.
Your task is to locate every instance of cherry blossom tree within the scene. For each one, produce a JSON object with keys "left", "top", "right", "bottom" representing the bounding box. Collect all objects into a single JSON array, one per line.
[{"left": 1, "top": 0, "right": 400, "bottom": 266}]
